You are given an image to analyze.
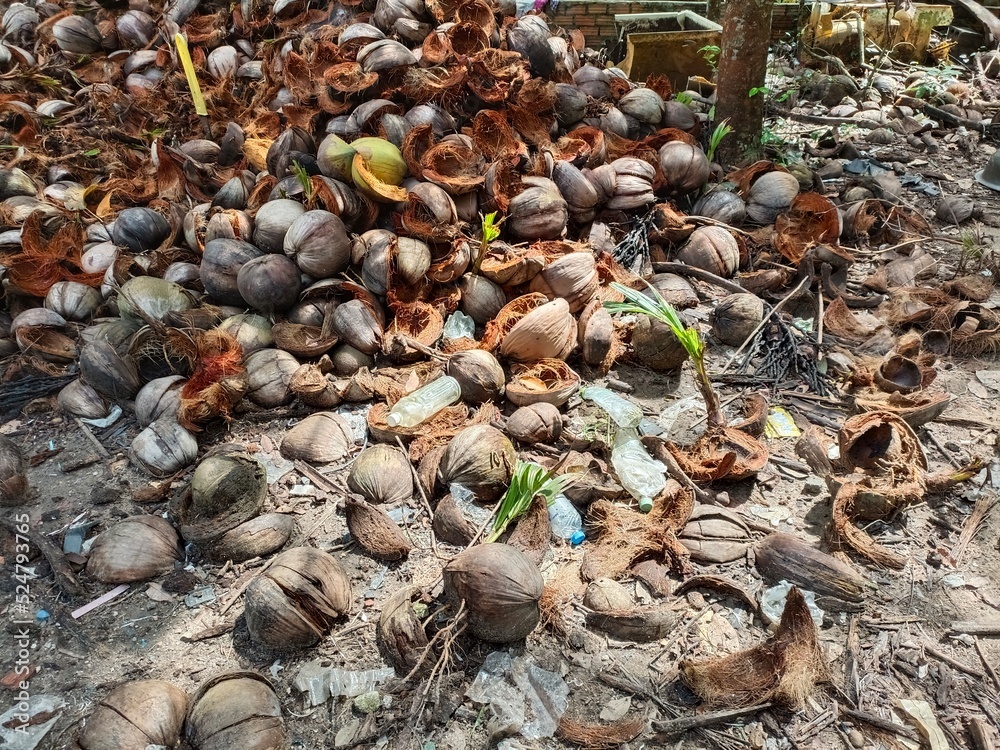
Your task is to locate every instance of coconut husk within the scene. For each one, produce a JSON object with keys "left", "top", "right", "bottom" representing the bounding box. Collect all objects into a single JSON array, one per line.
[
  {"left": 432, "top": 493, "right": 477, "bottom": 546},
  {"left": 823, "top": 296, "right": 884, "bottom": 345},
  {"left": 506, "top": 359, "right": 580, "bottom": 407},
  {"left": 166, "top": 328, "right": 247, "bottom": 431},
  {"left": 472, "top": 109, "right": 525, "bottom": 162},
  {"left": 383, "top": 301, "right": 444, "bottom": 362},
  {"left": 369, "top": 402, "right": 501, "bottom": 462},
  {"left": 680, "top": 587, "right": 827, "bottom": 709},
  {"left": 505, "top": 493, "right": 551, "bottom": 565},
  {"left": 421, "top": 141, "right": 486, "bottom": 194},
  {"left": 581, "top": 479, "right": 694, "bottom": 581},
  {"left": 479, "top": 245, "right": 548, "bottom": 287},
  {"left": 773, "top": 193, "right": 843, "bottom": 264},
  {"left": 949, "top": 304, "right": 1000, "bottom": 356},
  {"left": 271, "top": 321, "right": 338, "bottom": 359},
  {"left": 853, "top": 390, "right": 950, "bottom": 428},
  {"left": 864, "top": 248, "right": 937, "bottom": 293},
  {"left": 755, "top": 533, "right": 866, "bottom": 611},
  {"left": 538, "top": 562, "right": 586, "bottom": 637},
  {"left": 557, "top": 716, "right": 645, "bottom": 749},
  {"left": 345, "top": 496, "right": 413, "bottom": 561},
  {"left": 941, "top": 274, "right": 994, "bottom": 302},
  {"left": 377, "top": 585, "right": 430, "bottom": 675},
  {"left": 417, "top": 443, "right": 447, "bottom": 498},
  {"left": 738, "top": 268, "right": 793, "bottom": 296},
  {"left": 883, "top": 287, "right": 952, "bottom": 329},
  {"left": 728, "top": 160, "right": 785, "bottom": 194},
  {"left": 584, "top": 605, "right": 678, "bottom": 642},
  {"left": 323, "top": 62, "right": 379, "bottom": 94},
  {"left": 647, "top": 202, "right": 696, "bottom": 245},
  {"left": 662, "top": 427, "right": 769, "bottom": 483},
  {"left": 481, "top": 293, "right": 549, "bottom": 353},
  {"left": 729, "top": 392, "right": 769, "bottom": 437}
]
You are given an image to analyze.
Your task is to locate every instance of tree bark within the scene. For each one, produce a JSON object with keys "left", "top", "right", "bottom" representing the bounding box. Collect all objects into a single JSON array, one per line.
[{"left": 714, "top": 0, "right": 775, "bottom": 166}]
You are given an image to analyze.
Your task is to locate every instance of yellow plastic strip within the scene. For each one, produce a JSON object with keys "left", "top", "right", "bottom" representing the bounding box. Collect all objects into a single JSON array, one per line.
[{"left": 174, "top": 33, "right": 208, "bottom": 117}]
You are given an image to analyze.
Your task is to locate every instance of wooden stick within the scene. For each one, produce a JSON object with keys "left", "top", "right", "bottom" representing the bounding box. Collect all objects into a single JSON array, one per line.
[
  {"left": 950, "top": 621, "right": 1000, "bottom": 636},
  {"left": 975, "top": 638, "right": 1000, "bottom": 693},
  {"left": 651, "top": 262, "right": 746, "bottom": 294},
  {"left": 924, "top": 643, "right": 986, "bottom": 680},
  {"left": 839, "top": 706, "right": 919, "bottom": 741},
  {"left": 652, "top": 704, "right": 774, "bottom": 737},
  {"left": 75, "top": 418, "right": 110, "bottom": 458},
  {"left": 1, "top": 517, "right": 81, "bottom": 597}
]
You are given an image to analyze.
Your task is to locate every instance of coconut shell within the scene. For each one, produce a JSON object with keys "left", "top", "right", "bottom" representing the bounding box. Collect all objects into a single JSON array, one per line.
[
  {"left": 87, "top": 516, "right": 181, "bottom": 584},
  {"left": 755, "top": 533, "right": 865, "bottom": 609},
  {"left": 0, "top": 434, "right": 28, "bottom": 507},
  {"left": 417, "top": 443, "right": 447, "bottom": 498},
  {"left": 505, "top": 493, "right": 551, "bottom": 566},
  {"left": 676, "top": 226, "right": 739, "bottom": 278},
  {"left": 181, "top": 452, "right": 267, "bottom": 543},
  {"left": 212, "top": 514, "right": 294, "bottom": 563},
  {"left": 377, "top": 586, "right": 430, "bottom": 674},
  {"left": 186, "top": 672, "right": 286, "bottom": 750},
  {"left": 432, "top": 493, "right": 477, "bottom": 546},
  {"left": 345, "top": 494, "right": 414, "bottom": 561},
  {"left": 347, "top": 444, "right": 414, "bottom": 505},
  {"left": 280, "top": 412, "right": 355, "bottom": 463},
  {"left": 506, "top": 358, "right": 580, "bottom": 407},
  {"left": 631, "top": 316, "right": 689, "bottom": 370},
  {"left": 79, "top": 680, "right": 188, "bottom": 750},
  {"left": 584, "top": 605, "right": 677, "bottom": 642},
  {"left": 710, "top": 293, "right": 764, "bottom": 347},
  {"left": 500, "top": 297, "right": 576, "bottom": 362},
  {"left": 244, "top": 547, "right": 352, "bottom": 650},
  {"left": 439, "top": 425, "right": 516, "bottom": 501},
  {"left": 447, "top": 349, "right": 505, "bottom": 404},
  {"left": 583, "top": 579, "right": 634, "bottom": 612},
  {"left": 578, "top": 297, "right": 616, "bottom": 370},
  {"left": 505, "top": 402, "right": 563, "bottom": 444},
  {"left": 443, "top": 543, "right": 543, "bottom": 642}
]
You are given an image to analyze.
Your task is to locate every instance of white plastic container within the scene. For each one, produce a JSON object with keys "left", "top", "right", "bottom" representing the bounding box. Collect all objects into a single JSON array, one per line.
[
  {"left": 386, "top": 376, "right": 462, "bottom": 427},
  {"left": 611, "top": 428, "right": 667, "bottom": 513},
  {"left": 547, "top": 494, "right": 585, "bottom": 545},
  {"left": 581, "top": 386, "right": 643, "bottom": 429}
]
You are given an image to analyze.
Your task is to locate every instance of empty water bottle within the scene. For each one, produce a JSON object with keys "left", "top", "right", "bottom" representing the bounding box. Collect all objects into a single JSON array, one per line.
[
  {"left": 580, "top": 386, "right": 643, "bottom": 429},
  {"left": 611, "top": 428, "right": 667, "bottom": 513},
  {"left": 386, "top": 376, "right": 462, "bottom": 427},
  {"left": 547, "top": 494, "right": 585, "bottom": 545}
]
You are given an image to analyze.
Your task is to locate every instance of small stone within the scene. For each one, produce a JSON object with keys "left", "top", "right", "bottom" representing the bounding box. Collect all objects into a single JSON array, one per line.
[
  {"left": 353, "top": 690, "right": 381, "bottom": 714},
  {"left": 599, "top": 696, "right": 631, "bottom": 722},
  {"left": 848, "top": 728, "right": 864, "bottom": 747},
  {"left": 802, "top": 476, "right": 825, "bottom": 496},
  {"left": 944, "top": 441, "right": 960, "bottom": 452},
  {"left": 335, "top": 718, "right": 361, "bottom": 748}
]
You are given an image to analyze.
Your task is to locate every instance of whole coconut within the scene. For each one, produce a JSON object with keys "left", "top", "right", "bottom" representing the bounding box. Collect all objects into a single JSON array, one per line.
[{"left": 710, "top": 293, "right": 765, "bottom": 346}]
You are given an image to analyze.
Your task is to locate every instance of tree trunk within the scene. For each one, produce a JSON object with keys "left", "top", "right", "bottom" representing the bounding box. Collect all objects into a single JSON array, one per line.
[{"left": 714, "top": 0, "right": 774, "bottom": 166}]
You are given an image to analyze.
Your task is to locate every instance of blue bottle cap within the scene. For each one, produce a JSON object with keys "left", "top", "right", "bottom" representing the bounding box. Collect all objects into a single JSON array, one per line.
[{"left": 570, "top": 530, "right": 586, "bottom": 546}]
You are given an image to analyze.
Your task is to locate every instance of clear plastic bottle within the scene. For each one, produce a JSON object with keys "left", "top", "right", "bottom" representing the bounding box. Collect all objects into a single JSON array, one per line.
[
  {"left": 611, "top": 428, "right": 667, "bottom": 513},
  {"left": 386, "top": 376, "right": 462, "bottom": 427},
  {"left": 581, "top": 386, "right": 643, "bottom": 429},
  {"left": 547, "top": 494, "right": 585, "bottom": 545}
]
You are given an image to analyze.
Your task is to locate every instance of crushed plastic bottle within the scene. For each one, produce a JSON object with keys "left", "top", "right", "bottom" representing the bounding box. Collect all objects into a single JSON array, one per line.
[
  {"left": 450, "top": 483, "right": 493, "bottom": 528},
  {"left": 386, "top": 376, "right": 462, "bottom": 427},
  {"left": 657, "top": 395, "right": 706, "bottom": 440},
  {"left": 294, "top": 663, "right": 395, "bottom": 706},
  {"left": 760, "top": 581, "right": 824, "bottom": 627},
  {"left": 547, "top": 494, "right": 584, "bottom": 545},
  {"left": 580, "top": 386, "right": 643, "bottom": 429},
  {"left": 442, "top": 310, "right": 476, "bottom": 340},
  {"left": 467, "top": 651, "right": 569, "bottom": 740},
  {"left": 611, "top": 428, "right": 667, "bottom": 513}
]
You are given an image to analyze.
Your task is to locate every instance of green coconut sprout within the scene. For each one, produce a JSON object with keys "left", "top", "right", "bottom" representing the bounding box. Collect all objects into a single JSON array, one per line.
[
  {"left": 604, "top": 282, "right": 725, "bottom": 428},
  {"left": 487, "top": 460, "right": 570, "bottom": 543}
]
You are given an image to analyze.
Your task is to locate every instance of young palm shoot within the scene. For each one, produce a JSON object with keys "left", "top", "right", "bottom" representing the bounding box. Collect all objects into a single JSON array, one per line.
[
  {"left": 487, "top": 460, "right": 570, "bottom": 543},
  {"left": 604, "top": 282, "right": 725, "bottom": 428},
  {"left": 706, "top": 118, "right": 733, "bottom": 164},
  {"left": 472, "top": 211, "right": 502, "bottom": 274}
]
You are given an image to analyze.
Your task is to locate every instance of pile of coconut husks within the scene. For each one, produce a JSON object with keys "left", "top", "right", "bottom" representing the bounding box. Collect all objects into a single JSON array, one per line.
[{"left": 1, "top": 1, "right": 1000, "bottom": 748}]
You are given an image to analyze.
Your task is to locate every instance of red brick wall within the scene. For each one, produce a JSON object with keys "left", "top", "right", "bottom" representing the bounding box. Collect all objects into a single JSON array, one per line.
[{"left": 549, "top": 1, "right": 708, "bottom": 50}]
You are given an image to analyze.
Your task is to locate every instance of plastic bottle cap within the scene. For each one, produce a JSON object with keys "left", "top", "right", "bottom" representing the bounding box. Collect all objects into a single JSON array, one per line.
[
  {"left": 385, "top": 413, "right": 401, "bottom": 427},
  {"left": 638, "top": 496, "right": 653, "bottom": 513},
  {"left": 569, "top": 530, "right": 586, "bottom": 546}
]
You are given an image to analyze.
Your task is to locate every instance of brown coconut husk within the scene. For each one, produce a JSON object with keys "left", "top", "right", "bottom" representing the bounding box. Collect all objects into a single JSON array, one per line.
[
  {"left": 383, "top": 301, "right": 445, "bottom": 362},
  {"left": 323, "top": 62, "right": 379, "bottom": 94},
  {"left": 538, "top": 563, "right": 586, "bottom": 637},
  {"left": 506, "top": 359, "right": 581, "bottom": 407},
  {"left": 473, "top": 109, "right": 525, "bottom": 162},
  {"left": 853, "top": 390, "right": 951, "bottom": 428},
  {"left": 680, "top": 586, "right": 827, "bottom": 709},
  {"left": 883, "top": 287, "right": 952, "bottom": 329},
  {"left": 557, "top": 716, "right": 645, "bottom": 749},
  {"left": 663, "top": 427, "right": 769, "bottom": 483},
  {"left": 401, "top": 66, "right": 468, "bottom": 107},
  {"left": 505, "top": 493, "right": 551, "bottom": 566},
  {"left": 166, "top": 328, "right": 247, "bottom": 431},
  {"left": 823, "top": 296, "right": 884, "bottom": 344},
  {"left": 729, "top": 392, "right": 769, "bottom": 437},
  {"left": 421, "top": 141, "right": 486, "bottom": 194},
  {"left": 581, "top": 479, "right": 694, "bottom": 581},
  {"left": 432, "top": 493, "right": 477, "bottom": 546},
  {"left": 402, "top": 124, "right": 435, "bottom": 179},
  {"left": 480, "top": 292, "right": 549, "bottom": 349},
  {"left": 773, "top": 192, "right": 843, "bottom": 264},
  {"left": 344, "top": 496, "right": 413, "bottom": 561},
  {"left": 456, "top": 0, "right": 497, "bottom": 35}
]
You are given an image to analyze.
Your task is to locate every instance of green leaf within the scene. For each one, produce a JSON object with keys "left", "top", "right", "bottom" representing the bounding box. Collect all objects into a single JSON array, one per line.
[
  {"left": 603, "top": 282, "right": 704, "bottom": 362},
  {"left": 84, "top": 148, "right": 100, "bottom": 157},
  {"left": 486, "top": 460, "right": 571, "bottom": 542}
]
